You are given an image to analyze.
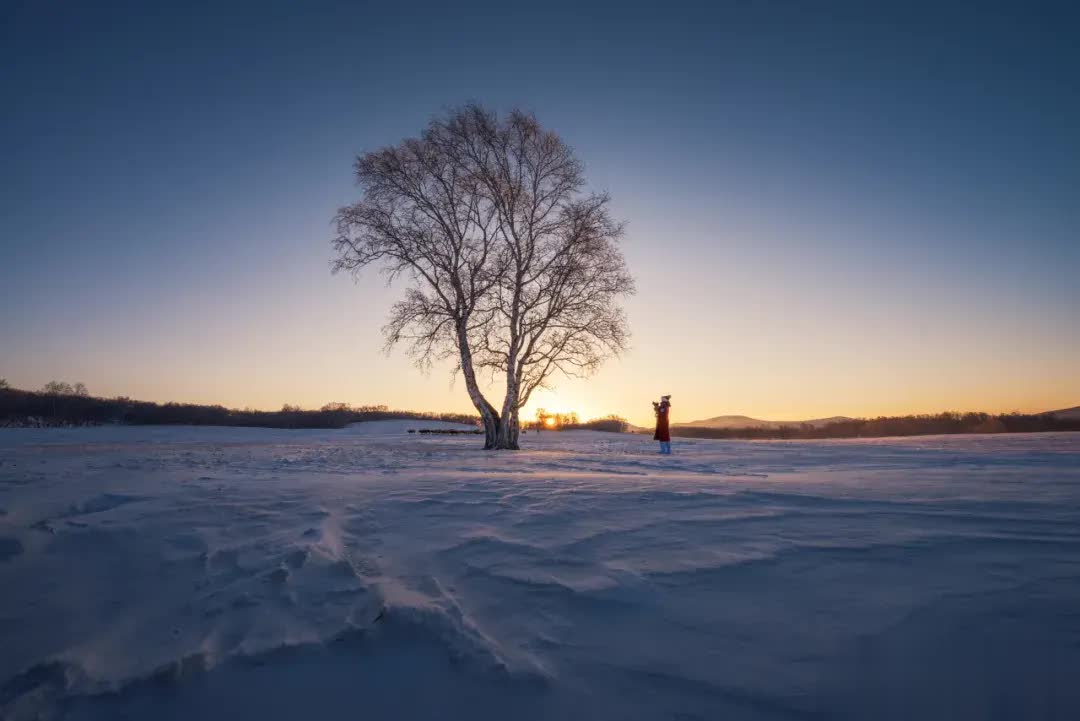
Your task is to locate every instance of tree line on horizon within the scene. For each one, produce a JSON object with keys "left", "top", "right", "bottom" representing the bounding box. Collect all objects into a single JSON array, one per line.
[
  {"left": 533, "top": 409, "right": 630, "bottom": 433},
  {"left": 0, "top": 383, "right": 477, "bottom": 429},
  {"left": 664, "top": 411, "right": 1080, "bottom": 439},
  {"left": 1, "top": 382, "right": 1075, "bottom": 438}
]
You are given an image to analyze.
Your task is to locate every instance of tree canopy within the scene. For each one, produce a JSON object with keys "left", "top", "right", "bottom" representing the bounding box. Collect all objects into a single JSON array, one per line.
[{"left": 334, "top": 105, "right": 633, "bottom": 449}]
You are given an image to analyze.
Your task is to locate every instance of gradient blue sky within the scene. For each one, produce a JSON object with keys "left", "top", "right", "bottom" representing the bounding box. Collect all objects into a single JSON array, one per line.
[{"left": 2, "top": 0, "right": 1078, "bottom": 425}]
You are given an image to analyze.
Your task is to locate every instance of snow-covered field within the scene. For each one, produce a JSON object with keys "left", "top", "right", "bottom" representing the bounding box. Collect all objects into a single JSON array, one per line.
[{"left": 1, "top": 424, "right": 1078, "bottom": 720}]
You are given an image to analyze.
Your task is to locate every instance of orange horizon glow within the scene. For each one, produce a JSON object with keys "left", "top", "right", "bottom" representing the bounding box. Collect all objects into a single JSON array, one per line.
[
  {"left": 1, "top": 370, "right": 1074, "bottom": 431},
  {"left": 8, "top": 206, "right": 1074, "bottom": 430}
]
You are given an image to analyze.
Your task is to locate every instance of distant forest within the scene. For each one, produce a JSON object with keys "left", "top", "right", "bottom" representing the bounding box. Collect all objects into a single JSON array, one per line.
[
  {"left": 1, "top": 381, "right": 1076, "bottom": 438},
  {"left": 0, "top": 383, "right": 477, "bottom": 429},
  {"left": 664, "top": 412, "right": 1080, "bottom": 440}
]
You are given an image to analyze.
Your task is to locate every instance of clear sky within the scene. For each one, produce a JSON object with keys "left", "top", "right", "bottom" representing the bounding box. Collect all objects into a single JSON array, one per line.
[{"left": 2, "top": 0, "right": 1078, "bottom": 427}]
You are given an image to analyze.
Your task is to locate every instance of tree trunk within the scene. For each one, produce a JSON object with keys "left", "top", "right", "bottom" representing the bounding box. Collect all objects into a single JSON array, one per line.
[
  {"left": 493, "top": 372, "right": 521, "bottom": 450},
  {"left": 493, "top": 412, "right": 520, "bottom": 450},
  {"left": 481, "top": 410, "right": 500, "bottom": 449},
  {"left": 508, "top": 407, "right": 520, "bottom": 448},
  {"left": 457, "top": 325, "right": 501, "bottom": 449}
]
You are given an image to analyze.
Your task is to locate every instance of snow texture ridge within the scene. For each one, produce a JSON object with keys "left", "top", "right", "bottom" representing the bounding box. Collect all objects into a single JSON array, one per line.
[{"left": 1, "top": 425, "right": 1079, "bottom": 720}]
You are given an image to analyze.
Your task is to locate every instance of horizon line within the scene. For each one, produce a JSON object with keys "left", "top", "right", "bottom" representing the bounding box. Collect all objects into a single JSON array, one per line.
[{"left": 2, "top": 382, "right": 1074, "bottom": 423}]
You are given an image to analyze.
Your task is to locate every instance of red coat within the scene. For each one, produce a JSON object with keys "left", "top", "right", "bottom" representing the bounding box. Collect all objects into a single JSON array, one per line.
[{"left": 653, "top": 401, "right": 671, "bottom": 442}]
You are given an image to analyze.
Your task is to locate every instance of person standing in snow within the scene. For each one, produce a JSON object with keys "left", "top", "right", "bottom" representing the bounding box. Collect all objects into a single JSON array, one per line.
[{"left": 653, "top": 395, "right": 672, "bottom": 454}]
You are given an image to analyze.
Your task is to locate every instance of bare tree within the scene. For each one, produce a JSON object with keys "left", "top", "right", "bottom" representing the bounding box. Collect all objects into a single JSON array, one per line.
[
  {"left": 332, "top": 109, "right": 506, "bottom": 447},
  {"left": 73, "top": 382, "right": 89, "bottom": 397},
  {"left": 0, "top": 378, "right": 9, "bottom": 390},
  {"left": 42, "top": 381, "right": 74, "bottom": 395},
  {"left": 450, "top": 107, "right": 634, "bottom": 448},
  {"left": 333, "top": 105, "right": 633, "bottom": 449}
]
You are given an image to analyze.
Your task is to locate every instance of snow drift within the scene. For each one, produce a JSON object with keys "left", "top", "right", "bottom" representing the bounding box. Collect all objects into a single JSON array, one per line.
[{"left": 1, "top": 425, "right": 1078, "bottom": 719}]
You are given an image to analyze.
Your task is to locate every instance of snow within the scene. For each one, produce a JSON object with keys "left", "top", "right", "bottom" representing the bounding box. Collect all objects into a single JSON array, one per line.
[{"left": 1, "top": 425, "right": 1079, "bottom": 720}]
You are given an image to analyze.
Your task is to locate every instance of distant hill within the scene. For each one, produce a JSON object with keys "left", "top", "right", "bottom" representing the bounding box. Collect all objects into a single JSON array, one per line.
[
  {"left": 676, "top": 415, "right": 854, "bottom": 430},
  {"left": 1047, "top": 406, "right": 1080, "bottom": 420}
]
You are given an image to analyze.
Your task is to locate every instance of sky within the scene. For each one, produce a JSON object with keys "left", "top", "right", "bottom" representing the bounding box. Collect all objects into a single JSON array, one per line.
[{"left": 2, "top": 0, "right": 1078, "bottom": 427}]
